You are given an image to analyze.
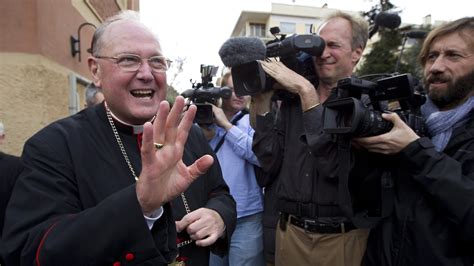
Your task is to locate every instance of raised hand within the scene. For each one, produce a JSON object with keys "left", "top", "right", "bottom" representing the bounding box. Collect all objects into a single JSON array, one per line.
[{"left": 136, "top": 96, "right": 214, "bottom": 215}]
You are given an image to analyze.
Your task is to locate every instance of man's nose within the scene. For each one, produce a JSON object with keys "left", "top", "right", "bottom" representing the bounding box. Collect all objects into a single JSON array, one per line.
[
  {"left": 319, "top": 46, "right": 332, "bottom": 59},
  {"left": 428, "top": 55, "right": 447, "bottom": 73},
  {"left": 135, "top": 61, "right": 155, "bottom": 81}
]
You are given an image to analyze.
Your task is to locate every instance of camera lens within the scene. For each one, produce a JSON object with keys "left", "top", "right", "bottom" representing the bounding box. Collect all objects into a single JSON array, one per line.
[{"left": 354, "top": 109, "right": 393, "bottom": 137}]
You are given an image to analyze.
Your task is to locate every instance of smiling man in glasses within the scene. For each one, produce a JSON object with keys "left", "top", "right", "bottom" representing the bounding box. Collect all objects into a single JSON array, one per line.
[{"left": 2, "top": 10, "right": 236, "bottom": 266}]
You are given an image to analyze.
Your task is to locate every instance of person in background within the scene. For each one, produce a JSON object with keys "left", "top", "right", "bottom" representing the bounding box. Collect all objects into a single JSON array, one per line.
[
  {"left": 359, "top": 16, "right": 474, "bottom": 266},
  {"left": 169, "top": 121, "right": 236, "bottom": 266},
  {"left": 84, "top": 82, "right": 105, "bottom": 108},
  {"left": 203, "top": 72, "right": 265, "bottom": 266},
  {"left": 250, "top": 98, "right": 282, "bottom": 266},
  {"left": 2, "top": 10, "right": 235, "bottom": 265},
  {"left": 0, "top": 121, "right": 24, "bottom": 265},
  {"left": 170, "top": 86, "right": 238, "bottom": 265}
]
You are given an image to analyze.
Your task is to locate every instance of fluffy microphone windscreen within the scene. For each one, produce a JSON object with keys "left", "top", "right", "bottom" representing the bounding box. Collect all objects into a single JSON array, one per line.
[{"left": 218, "top": 37, "right": 266, "bottom": 67}]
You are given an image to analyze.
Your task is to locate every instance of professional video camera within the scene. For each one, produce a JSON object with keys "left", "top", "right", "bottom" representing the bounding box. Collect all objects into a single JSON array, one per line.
[
  {"left": 181, "top": 65, "right": 232, "bottom": 125},
  {"left": 322, "top": 73, "right": 426, "bottom": 137},
  {"left": 219, "top": 27, "right": 325, "bottom": 97}
]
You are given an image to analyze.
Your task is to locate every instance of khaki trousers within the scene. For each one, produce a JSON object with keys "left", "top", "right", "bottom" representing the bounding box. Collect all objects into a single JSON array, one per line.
[{"left": 275, "top": 217, "right": 369, "bottom": 266}]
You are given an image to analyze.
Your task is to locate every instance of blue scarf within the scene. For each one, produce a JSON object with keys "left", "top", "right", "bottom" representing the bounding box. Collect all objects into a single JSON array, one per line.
[{"left": 421, "top": 96, "right": 474, "bottom": 152}]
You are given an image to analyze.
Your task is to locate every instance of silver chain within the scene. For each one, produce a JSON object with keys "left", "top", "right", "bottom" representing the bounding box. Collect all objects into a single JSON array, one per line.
[
  {"left": 180, "top": 193, "right": 191, "bottom": 214},
  {"left": 106, "top": 107, "right": 193, "bottom": 247},
  {"left": 177, "top": 192, "right": 193, "bottom": 248}
]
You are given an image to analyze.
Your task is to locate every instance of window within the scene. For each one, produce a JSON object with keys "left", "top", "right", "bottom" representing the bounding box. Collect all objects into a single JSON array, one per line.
[
  {"left": 68, "top": 73, "right": 90, "bottom": 114},
  {"left": 305, "top": 24, "right": 313, "bottom": 34},
  {"left": 280, "top": 22, "right": 296, "bottom": 34},
  {"left": 249, "top": 23, "right": 266, "bottom": 37}
]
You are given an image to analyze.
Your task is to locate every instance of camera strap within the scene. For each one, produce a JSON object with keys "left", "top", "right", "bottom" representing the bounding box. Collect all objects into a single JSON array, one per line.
[{"left": 213, "top": 109, "right": 249, "bottom": 153}]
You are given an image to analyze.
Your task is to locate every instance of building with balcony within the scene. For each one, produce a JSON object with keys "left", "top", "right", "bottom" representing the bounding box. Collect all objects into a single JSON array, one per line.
[{"left": 230, "top": 3, "right": 358, "bottom": 41}]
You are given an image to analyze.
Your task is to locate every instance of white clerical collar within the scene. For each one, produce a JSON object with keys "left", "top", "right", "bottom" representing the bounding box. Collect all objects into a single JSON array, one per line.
[{"left": 104, "top": 101, "right": 153, "bottom": 134}]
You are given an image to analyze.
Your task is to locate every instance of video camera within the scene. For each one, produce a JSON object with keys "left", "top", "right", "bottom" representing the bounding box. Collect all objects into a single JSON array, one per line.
[
  {"left": 322, "top": 73, "right": 426, "bottom": 137},
  {"left": 232, "top": 27, "right": 325, "bottom": 97},
  {"left": 181, "top": 65, "right": 232, "bottom": 125}
]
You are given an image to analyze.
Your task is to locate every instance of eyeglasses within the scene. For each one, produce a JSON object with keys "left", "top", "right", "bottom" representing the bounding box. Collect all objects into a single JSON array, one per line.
[{"left": 94, "top": 54, "right": 170, "bottom": 73}]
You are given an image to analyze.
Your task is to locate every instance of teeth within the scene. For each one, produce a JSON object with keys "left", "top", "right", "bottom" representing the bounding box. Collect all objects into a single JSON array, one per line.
[{"left": 131, "top": 89, "right": 153, "bottom": 97}]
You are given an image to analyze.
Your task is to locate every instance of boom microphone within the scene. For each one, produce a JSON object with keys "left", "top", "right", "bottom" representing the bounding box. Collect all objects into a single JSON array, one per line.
[
  {"left": 375, "top": 12, "right": 401, "bottom": 29},
  {"left": 406, "top": 30, "right": 428, "bottom": 39},
  {"left": 218, "top": 37, "right": 266, "bottom": 67}
]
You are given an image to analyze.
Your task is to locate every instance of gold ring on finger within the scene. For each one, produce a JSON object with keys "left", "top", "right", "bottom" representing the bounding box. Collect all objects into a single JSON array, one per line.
[{"left": 154, "top": 142, "right": 164, "bottom": 150}]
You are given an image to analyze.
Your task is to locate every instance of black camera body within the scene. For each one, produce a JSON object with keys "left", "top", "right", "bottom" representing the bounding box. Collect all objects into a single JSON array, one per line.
[
  {"left": 181, "top": 65, "right": 232, "bottom": 125},
  {"left": 323, "top": 73, "right": 426, "bottom": 137},
  {"left": 232, "top": 31, "right": 325, "bottom": 97}
]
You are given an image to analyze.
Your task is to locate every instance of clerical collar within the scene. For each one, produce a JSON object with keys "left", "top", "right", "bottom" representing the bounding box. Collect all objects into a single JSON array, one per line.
[{"left": 104, "top": 102, "right": 151, "bottom": 135}]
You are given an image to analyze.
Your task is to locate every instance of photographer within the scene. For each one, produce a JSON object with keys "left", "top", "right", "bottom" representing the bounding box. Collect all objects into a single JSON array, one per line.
[
  {"left": 201, "top": 72, "right": 265, "bottom": 266},
  {"left": 357, "top": 17, "right": 474, "bottom": 266},
  {"left": 251, "top": 11, "right": 375, "bottom": 266}
]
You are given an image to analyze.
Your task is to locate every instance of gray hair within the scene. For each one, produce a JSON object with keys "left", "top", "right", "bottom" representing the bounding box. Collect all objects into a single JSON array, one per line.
[
  {"left": 85, "top": 83, "right": 102, "bottom": 107},
  {"left": 320, "top": 11, "right": 369, "bottom": 50}
]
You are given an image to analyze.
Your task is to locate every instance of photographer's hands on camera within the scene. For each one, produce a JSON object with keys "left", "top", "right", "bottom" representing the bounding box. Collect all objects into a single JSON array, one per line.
[
  {"left": 258, "top": 59, "right": 421, "bottom": 155},
  {"left": 211, "top": 104, "right": 233, "bottom": 131},
  {"left": 258, "top": 59, "right": 321, "bottom": 112},
  {"left": 353, "top": 113, "right": 420, "bottom": 154},
  {"left": 196, "top": 105, "right": 231, "bottom": 141}
]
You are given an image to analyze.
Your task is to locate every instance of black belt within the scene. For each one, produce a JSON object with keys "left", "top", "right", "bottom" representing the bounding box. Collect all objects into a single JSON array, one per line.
[
  {"left": 289, "top": 215, "right": 356, "bottom": 234},
  {"left": 278, "top": 199, "right": 344, "bottom": 217}
]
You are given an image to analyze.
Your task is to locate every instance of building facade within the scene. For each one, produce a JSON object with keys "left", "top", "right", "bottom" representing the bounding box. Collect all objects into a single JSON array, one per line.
[
  {"left": 230, "top": 3, "right": 357, "bottom": 40},
  {"left": 0, "top": 0, "right": 139, "bottom": 155}
]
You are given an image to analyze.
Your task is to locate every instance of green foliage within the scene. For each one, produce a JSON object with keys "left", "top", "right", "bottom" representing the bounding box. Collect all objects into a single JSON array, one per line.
[
  {"left": 357, "top": 28, "right": 404, "bottom": 77},
  {"left": 399, "top": 39, "right": 423, "bottom": 80},
  {"left": 356, "top": 25, "right": 431, "bottom": 81},
  {"left": 166, "top": 85, "right": 179, "bottom": 104}
]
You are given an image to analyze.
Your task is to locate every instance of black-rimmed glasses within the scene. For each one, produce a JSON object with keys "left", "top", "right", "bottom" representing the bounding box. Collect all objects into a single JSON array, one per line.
[{"left": 94, "top": 54, "right": 170, "bottom": 73}]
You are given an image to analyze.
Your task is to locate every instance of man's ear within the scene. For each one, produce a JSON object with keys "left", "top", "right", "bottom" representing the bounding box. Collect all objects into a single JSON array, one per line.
[
  {"left": 352, "top": 47, "right": 364, "bottom": 65},
  {"left": 88, "top": 57, "right": 101, "bottom": 87}
]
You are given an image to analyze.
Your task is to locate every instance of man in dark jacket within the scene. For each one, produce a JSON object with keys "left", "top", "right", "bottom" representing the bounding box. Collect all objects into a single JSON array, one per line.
[
  {"left": 2, "top": 11, "right": 234, "bottom": 266},
  {"left": 357, "top": 17, "right": 474, "bottom": 265},
  {"left": 251, "top": 11, "right": 375, "bottom": 266}
]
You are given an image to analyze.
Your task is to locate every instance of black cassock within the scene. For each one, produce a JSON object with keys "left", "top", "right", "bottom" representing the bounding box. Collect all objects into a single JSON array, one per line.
[
  {"left": 0, "top": 152, "right": 24, "bottom": 265},
  {"left": 2, "top": 103, "right": 236, "bottom": 266}
]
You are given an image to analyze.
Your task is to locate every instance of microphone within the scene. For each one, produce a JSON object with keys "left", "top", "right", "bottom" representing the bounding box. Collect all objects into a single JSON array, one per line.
[
  {"left": 218, "top": 37, "right": 266, "bottom": 67},
  {"left": 406, "top": 30, "right": 428, "bottom": 39},
  {"left": 375, "top": 12, "right": 401, "bottom": 29}
]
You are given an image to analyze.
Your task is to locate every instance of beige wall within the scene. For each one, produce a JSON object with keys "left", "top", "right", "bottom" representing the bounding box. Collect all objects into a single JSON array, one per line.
[{"left": 0, "top": 54, "right": 72, "bottom": 155}]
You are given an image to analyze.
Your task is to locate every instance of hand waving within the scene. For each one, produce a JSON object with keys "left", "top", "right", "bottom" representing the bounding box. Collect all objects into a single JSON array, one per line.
[{"left": 136, "top": 96, "right": 214, "bottom": 215}]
